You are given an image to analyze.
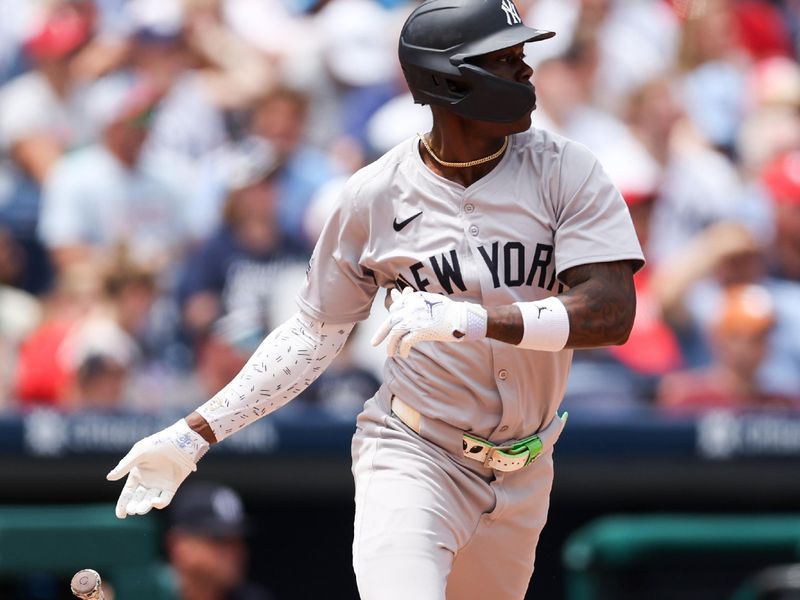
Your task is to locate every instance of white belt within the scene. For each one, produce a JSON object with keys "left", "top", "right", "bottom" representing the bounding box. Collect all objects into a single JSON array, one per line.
[{"left": 391, "top": 396, "right": 553, "bottom": 473}]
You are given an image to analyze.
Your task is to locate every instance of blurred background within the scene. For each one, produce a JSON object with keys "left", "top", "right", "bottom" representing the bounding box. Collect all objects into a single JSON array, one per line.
[{"left": 0, "top": 0, "right": 799, "bottom": 598}]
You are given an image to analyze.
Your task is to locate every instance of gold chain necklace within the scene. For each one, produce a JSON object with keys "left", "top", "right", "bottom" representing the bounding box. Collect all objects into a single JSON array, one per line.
[{"left": 417, "top": 134, "right": 508, "bottom": 168}]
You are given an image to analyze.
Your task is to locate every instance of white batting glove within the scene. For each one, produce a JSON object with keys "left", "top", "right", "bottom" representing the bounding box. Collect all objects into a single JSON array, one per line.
[
  {"left": 371, "top": 288, "right": 487, "bottom": 358},
  {"left": 106, "top": 419, "right": 209, "bottom": 519}
]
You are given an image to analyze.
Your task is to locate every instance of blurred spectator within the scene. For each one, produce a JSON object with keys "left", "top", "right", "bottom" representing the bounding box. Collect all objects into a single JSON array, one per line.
[
  {"left": 72, "top": 354, "right": 129, "bottom": 410},
  {"left": 623, "top": 76, "right": 755, "bottom": 264},
  {"left": 677, "top": 0, "right": 748, "bottom": 156},
  {"left": 101, "top": 256, "right": 209, "bottom": 413},
  {"left": 654, "top": 222, "right": 765, "bottom": 329},
  {"left": 177, "top": 138, "right": 304, "bottom": 351},
  {"left": 300, "top": 325, "right": 380, "bottom": 420},
  {"left": 0, "top": 2, "right": 97, "bottom": 293},
  {"left": 14, "top": 251, "right": 197, "bottom": 412},
  {"left": 359, "top": 4, "right": 435, "bottom": 158},
  {"left": 0, "top": 0, "right": 37, "bottom": 85},
  {"left": 524, "top": 0, "right": 612, "bottom": 63},
  {"left": 309, "top": 0, "right": 400, "bottom": 163},
  {"left": 747, "top": 56, "right": 800, "bottom": 115},
  {"left": 63, "top": 314, "right": 138, "bottom": 411},
  {"left": 222, "top": 0, "right": 315, "bottom": 60},
  {"left": 761, "top": 151, "right": 800, "bottom": 281},
  {"left": 127, "top": 0, "right": 275, "bottom": 166},
  {"left": 532, "top": 35, "right": 633, "bottom": 159},
  {"left": 249, "top": 86, "right": 339, "bottom": 250},
  {"left": 593, "top": 0, "right": 680, "bottom": 113},
  {"left": 176, "top": 138, "right": 310, "bottom": 401},
  {"left": 38, "top": 0, "right": 277, "bottom": 248},
  {"left": 0, "top": 228, "right": 42, "bottom": 408},
  {"left": 530, "top": 54, "right": 585, "bottom": 133},
  {"left": 731, "top": 0, "right": 794, "bottom": 62},
  {"left": 192, "top": 332, "right": 251, "bottom": 401},
  {"left": 736, "top": 56, "right": 800, "bottom": 192},
  {"left": 653, "top": 220, "right": 800, "bottom": 398},
  {"left": 653, "top": 220, "right": 767, "bottom": 367},
  {"left": 0, "top": 2, "right": 96, "bottom": 189},
  {"left": 165, "top": 482, "right": 276, "bottom": 600},
  {"left": 365, "top": 89, "right": 432, "bottom": 159},
  {"left": 104, "top": 258, "right": 159, "bottom": 350},
  {"left": 14, "top": 261, "right": 106, "bottom": 407},
  {"left": 526, "top": 0, "right": 681, "bottom": 114},
  {"left": 657, "top": 284, "right": 799, "bottom": 411},
  {"left": 0, "top": 224, "right": 36, "bottom": 294},
  {"left": 38, "top": 73, "right": 191, "bottom": 276},
  {"left": 606, "top": 147, "right": 683, "bottom": 383},
  {"left": 125, "top": 0, "right": 229, "bottom": 167},
  {"left": 97, "top": 254, "right": 200, "bottom": 412}
]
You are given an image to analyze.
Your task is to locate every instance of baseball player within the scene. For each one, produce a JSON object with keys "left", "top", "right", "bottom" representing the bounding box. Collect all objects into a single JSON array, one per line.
[{"left": 106, "top": 1, "right": 644, "bottom": 599}]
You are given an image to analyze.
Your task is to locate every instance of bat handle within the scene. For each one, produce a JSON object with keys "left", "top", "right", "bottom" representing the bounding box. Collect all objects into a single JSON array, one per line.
[{"left": 70, "top": 568, "right": 105, "bottom": 600}]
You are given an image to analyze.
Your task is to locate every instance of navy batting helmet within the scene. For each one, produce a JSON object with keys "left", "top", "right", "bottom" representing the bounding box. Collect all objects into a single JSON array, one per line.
[{"left": 398, "top": 0, "right": 554, "bottom": 123}]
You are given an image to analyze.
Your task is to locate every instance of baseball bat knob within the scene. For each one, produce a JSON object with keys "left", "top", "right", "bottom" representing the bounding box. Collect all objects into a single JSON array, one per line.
[{"left": 70, "top": 568, "right": 102, "bottom": 599}]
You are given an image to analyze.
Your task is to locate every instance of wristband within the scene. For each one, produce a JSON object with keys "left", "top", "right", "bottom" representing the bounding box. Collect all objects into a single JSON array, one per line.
[
  {"left": 513, "top": 297, "right": 570, "bottom": 351},
  {"left": 462, "top": 302, "right": 488, "bottom": 340},
  {"left": 170, "top": 419, "right": 210, "bottom": 466}
]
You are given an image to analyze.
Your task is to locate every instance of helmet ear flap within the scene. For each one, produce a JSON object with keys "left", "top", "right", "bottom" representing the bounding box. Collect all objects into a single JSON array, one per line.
[
  {"left": 445, "top": 77, "right": 468, "bottom": 98},
  {"left": 405, "top": 67, "right": 469, "bottom": 105},
  {"left": 427, "top": 74, "right": 468, "bottom": 99}
]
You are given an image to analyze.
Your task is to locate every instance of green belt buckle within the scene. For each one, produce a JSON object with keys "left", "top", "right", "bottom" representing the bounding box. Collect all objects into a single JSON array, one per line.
[{"left": 499, "top": 435, "right": 544, "bottom": 466}]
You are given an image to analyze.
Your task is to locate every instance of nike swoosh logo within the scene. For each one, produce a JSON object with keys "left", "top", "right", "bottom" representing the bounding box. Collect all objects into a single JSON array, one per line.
[{"left": 393, "top": 211, "right": 423, "bottom": 232}]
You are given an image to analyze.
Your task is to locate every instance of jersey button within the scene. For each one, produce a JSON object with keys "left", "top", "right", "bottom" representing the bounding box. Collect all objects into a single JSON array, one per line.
[
  {"left": 497, "top": 369, "right": 508, "bottom": 380},
  {"left": 464, "top": 203, "right": 475, "bottom": 214},
  {"left": 469, "top": 225, "right": 479, "bottom": 236}
]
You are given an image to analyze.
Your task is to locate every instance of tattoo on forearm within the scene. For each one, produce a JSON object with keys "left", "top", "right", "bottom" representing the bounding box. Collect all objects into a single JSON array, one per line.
[
  {"left": 486, "top": 305, "right": 524, "bottom": 345},
  {"left": 560, "top": 261, "right": 636, "bottom": 348}
]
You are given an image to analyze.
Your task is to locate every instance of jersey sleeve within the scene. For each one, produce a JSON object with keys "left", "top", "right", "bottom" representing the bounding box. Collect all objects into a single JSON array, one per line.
[
  {"left": 296, "top": 175, "right": 379, "bottom": 323},
  {"left": 553, "top": 141, "right": 645, "bottom": 279}
]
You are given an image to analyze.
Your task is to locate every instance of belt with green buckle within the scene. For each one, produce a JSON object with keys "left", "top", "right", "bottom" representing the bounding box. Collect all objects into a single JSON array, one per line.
[
  {"left": 391, "top": 395, "right": 550, "bottom": 472},
  {"left": 462, "top": 432, "right": 543, "bottom": 472}
]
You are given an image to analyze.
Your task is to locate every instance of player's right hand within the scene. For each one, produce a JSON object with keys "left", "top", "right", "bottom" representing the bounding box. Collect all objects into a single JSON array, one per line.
[
  {"left": 106, "top": 419, "right": 209, "bottom": 519},
  {"left": 371, "top": 287, "right": 487, "bottom": 358}
]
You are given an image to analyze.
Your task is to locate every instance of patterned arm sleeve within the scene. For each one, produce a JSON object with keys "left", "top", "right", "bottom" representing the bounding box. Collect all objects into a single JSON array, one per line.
[{"left": 195, "top": 311, "right": 355, "bottom": 441}]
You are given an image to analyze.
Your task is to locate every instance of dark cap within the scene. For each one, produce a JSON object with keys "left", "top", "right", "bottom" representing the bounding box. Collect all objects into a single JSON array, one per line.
[{"left": 168, "top": 482, "right": 249, "bottom": 539}]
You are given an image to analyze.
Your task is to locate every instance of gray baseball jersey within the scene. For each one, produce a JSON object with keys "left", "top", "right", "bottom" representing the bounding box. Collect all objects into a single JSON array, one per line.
[{"left": 298, "top": 127, "right": 643, "bottom": 441}]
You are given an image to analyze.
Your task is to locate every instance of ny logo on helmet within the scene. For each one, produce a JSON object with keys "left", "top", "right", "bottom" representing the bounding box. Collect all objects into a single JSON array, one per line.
[{"left": 500, "top": 0, "right": 522, "bottom": 25}]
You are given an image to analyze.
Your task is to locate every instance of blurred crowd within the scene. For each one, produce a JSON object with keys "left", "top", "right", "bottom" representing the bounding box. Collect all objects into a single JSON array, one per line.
[{"left": 0, "top": 0, "right": 798, "bottom": 418}]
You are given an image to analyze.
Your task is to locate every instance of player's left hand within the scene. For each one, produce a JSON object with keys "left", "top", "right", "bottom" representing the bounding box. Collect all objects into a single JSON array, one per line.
[
  {"left": 371, "top": 287, "right": 487, "bottom": 358},
  {"left": 106, "top": 419, "right": 209, "bottom": 519}
]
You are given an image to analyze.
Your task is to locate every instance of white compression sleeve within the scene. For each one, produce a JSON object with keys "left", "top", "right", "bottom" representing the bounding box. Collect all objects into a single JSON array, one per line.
[{"left": 196, "top": 311, "right": 355, "bottom": 441}]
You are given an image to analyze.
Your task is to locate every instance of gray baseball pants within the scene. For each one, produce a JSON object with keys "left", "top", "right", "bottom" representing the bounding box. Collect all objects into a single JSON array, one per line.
[{"left": 351, "top": 389, "right": 566, "bottom": 600}]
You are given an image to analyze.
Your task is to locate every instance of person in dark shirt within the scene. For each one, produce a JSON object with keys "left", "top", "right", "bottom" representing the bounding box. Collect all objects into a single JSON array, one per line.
[
  {"left": 300, "top": 325, "right": 380, "bottom": 420},
  {"left": 177, "top": 139, "right": 305, "bottom": 351},
  {"left": 165, "top": 482, "right": 276, "bottom": 600}
]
